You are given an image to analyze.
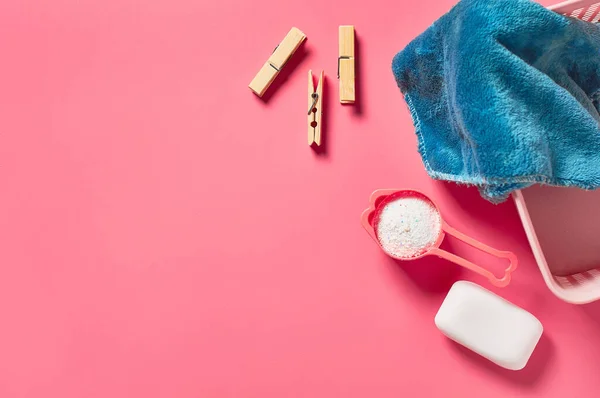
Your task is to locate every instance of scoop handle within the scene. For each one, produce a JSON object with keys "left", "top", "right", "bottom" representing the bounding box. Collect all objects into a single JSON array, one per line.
[{"left": 429, "top": 223, "right": 518, "bottom": 287}]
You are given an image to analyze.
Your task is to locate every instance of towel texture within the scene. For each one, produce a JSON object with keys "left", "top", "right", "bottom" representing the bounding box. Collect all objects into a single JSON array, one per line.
[{"left": 392, "top": 0, "right": 600, "bottom": 203}]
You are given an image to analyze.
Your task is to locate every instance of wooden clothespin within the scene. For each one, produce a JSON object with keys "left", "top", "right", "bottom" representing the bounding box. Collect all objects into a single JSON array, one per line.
[
  {"left": 249, "top": 27, "right": 306, "bottom": 97},
  {"left": 338, "top": 25, "right": 355, "bottom": 104},
  {"left": 308, "top": 70, "right": 324, "bottom": 146}
]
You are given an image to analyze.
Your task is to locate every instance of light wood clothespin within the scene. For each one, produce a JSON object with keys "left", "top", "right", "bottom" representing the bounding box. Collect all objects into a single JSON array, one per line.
[
  {"left": 338, "top": 25, "right": 355, "bottom": 104},
  {"left": 308, "top": 70, "right": 324, "bottom": 146},
  {"left": 249, "top": 27, "right": 306, "bottom": 97}
]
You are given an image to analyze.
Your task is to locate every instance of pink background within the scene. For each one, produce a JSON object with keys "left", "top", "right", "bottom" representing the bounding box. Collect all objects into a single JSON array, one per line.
[{"left": 1, "top": 0, "right": 599, "bottom": 397}]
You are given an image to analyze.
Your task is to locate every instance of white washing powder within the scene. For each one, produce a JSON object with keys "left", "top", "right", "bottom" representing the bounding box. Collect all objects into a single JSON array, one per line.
[{"left": 376, "top": 196, "right": 442, "bottom": 258}]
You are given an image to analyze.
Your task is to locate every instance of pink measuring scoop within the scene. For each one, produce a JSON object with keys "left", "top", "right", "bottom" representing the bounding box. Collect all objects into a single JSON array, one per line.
[{"left": 361, "top": 189, "right": 518, "bottom": 287}]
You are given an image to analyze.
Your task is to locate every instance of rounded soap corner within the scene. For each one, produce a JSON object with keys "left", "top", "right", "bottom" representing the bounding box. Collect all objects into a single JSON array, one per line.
[
  {"left": 458, "top": 280, "right": 478, "bottom": 288},
  {"left": 449, "top": 280, "right": 475, "bottom": 293},
  {"left": 433, "top": 305, "right": 451, "bottom": 333},
  {"left": 433, "top": 311, "right": 443, "bottom": 331},
  {"left": 527, "top": 312, "right": 544, "bottom": 340},
  {"left": 507, "top": 358, "right": 528, "bottom": 372},
  {"left": 495, "top": 352, "right": 528, "bottom": 371}
]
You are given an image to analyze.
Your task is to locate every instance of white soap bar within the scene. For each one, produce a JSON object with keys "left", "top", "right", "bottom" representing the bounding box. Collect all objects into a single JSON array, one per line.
[{"left": 435, "top": 281, "right": 543, "bottom": 370}]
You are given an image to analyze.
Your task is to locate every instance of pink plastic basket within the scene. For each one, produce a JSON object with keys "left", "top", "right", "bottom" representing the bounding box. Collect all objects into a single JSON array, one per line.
[
  {"left": 548, "top": 0, "right": 600, "bottom": 20},
  {"left": 514, "top": 0, "right": 600, "bottom": 304}
]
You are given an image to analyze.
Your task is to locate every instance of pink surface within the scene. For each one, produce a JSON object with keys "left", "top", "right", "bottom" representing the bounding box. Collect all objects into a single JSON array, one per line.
[{"left": 2, "top": 0, "right": 600, "bottom": 397}]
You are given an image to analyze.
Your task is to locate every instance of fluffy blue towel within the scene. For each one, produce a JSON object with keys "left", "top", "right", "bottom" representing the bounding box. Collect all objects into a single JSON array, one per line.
[{"left": 392, "top": 0, "right": 600, "bottom": 203}]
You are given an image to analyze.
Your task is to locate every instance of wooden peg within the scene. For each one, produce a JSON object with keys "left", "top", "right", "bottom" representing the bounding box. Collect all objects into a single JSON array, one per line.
[
  {"left": 308, "top": 70, "right": 324, "bottom": 146},
  {"left": 249, "top": 27, "right": 306, "bottom": 97},
  {"left": 338, "top": 25, "right": 355, "bottom": 104}
]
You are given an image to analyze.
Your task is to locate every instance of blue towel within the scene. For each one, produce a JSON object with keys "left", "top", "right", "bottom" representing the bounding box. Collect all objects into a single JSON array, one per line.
[{"left": 392, "top": 0, "right": 600, "bottom": 203}]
